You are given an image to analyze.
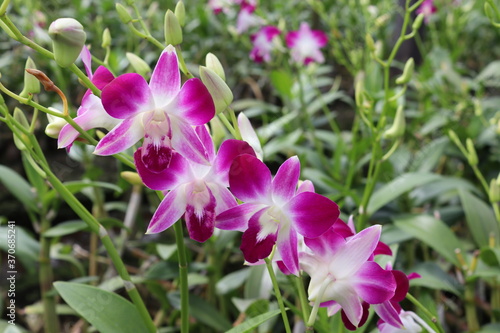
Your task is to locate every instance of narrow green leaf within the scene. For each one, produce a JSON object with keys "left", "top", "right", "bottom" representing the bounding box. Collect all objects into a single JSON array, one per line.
[
  {"left": 216, "top": 268, "right": 251, "bottom": 295},
  {"left": 367, "top": 173, "right": 441, "bottom": 215},
  {"left": 393, "top": 215, "right": 463, "bottom": 266},
  {"left": 0, "top": 164, "right": 38, "bottom": 212},
  {"left": 53, "top": 282, "right": 150, "bottom": 333},
  {"left": 225, "top": 309, "right": 282, "bottom": 333},
  {"left": 270, "top": 70, "right": 293, "bottom": 98},
  {"left": 43, "top": 220, "right": 89, "bottom": 237},
  {"left": 0, "top": 226, "right": 40, "bottom": 271},
  {"left": 458, "top": 189, "right": 500, "bottom": 247},
  {"left": 409, "top": 262, "right": 463, "bottom": 296},
  {"left": 481, "top": 247, "right": 500, "bottom": 267}
]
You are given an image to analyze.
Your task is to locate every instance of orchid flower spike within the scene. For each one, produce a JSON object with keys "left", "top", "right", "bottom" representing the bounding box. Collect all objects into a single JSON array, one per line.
[
  {"left": 94, "top": 45, "right": 215, "bottom": 172},
  {"left": 216, "top": 154, "right": 339, "bottom": 275},
  {"left": 285, "top": 22, "right": 328, "bottom": 65},
  {"left": 250, "top": 26, "right": 281, "bottom": 63},
  {"left": 136, "top": 126, "right": 255, "bottom": 242}
]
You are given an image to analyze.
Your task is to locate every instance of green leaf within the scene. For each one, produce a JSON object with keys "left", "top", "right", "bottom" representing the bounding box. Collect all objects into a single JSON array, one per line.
[
  {"left": 410, "top": 262, "right": 463, "bottom": 296},
  {"left": 156, "top": 244, "right": 177, "bottom": 260},
  {"left": 481, "top": 247, "right": 500, "bottom": 267},
  {"left": 53, "top": 282, "right": 150, "bottom": 333},
  {"left": 270, "top": 70, "right": 293, "bottom": 98},
  {"left": 0, "top": 320, "right": 29, "bottom": 332},
  {"left": 45, "top": 180, "right": 123, "bottom": 203},
  {"left": 0, "top": 164, "right": 39, "bottom": 212},
  {"left": 367, "top": 173, "right": 441, "bottom": 215},
  {"left": 393, "top": 215, "right": 464, "bottom": 266},
  {"left": 216, "top": 268, "right": 251, "bottom": 295},
  {"left": 458, "top": 189, "right": 500, "bottom": 247},
  {"left": 225, "top": 309, "right": 282, "bottom": 333},
  {"left": 0, "top": 226, "right": 40, "bottom": 272},
  {"left": 43, "top": 220, "right": 89, "bottom": 237}
]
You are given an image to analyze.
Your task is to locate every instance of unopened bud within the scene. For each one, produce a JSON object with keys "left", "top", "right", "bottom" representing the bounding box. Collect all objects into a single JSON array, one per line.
[
  {"left": 116, "top": 4, "right": 133, "bottom": 24},
  {"left": 20, "top": 57, "right": 41, "bottom": 98},
  {"left": 365, "top": 33, "right": 375, "bottom": 52},
  {"left": 102, "top": 28, "right": 111, "bottom": 48},
  {"left": 13, "top": 108, "right": 31, "bottom": 150},
  {"left": 473, "top": 99, "right": 482, "bottom": 117},
  {"left": 174, "top": 1, "right": 186, "bottom": 27},
  {"left": 412, "top": 13, "right": 425, "bottom": 31},
  {"left": 121, "top": 171, "right": 143, "bottom": 186},
  {"left": 354, "top": 79, "right": 364, "bottom": 108},
  {"left": 383, "top": 105, "right": 405, "bottom": 139},
  {"left": 466, "top": 138, "right": 478, "bottom": 166},
  {"left": 45, "top": 107, "right": 68, "bottom": 139},
  {"left": 126, "top": 52, "right": 152, "bottom": 78},
  {"left": 49, "top": 18, "right": 87, "bottom": 68},
  {"left": 164, "top": 10, "right": 182, "bottom": 45},
  {"left": 205, "top": 53, "right": 225, "bottom": 81},
  {"left": 199, "top": 66, "right": 233, "bottom": 114},
  {"left": 395, "top": 58, "right": 414, "bottom": 85},
  {"left": 490, "top": 178, "right": 500, "bottom": 202}
]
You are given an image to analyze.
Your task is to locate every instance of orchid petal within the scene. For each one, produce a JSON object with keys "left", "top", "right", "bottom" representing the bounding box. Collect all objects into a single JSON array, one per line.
[
  {"left": 240, "top": 208, "right": 277, "bottom": 263},
  {"left": 375, "top": 241, "right": 393, "bottom": 257},
  {"left": 277, "top": 227, "right": 299, "bottom": 276},
  {"left": 101, "top": 73, "right": 155, "bottom": 119},
  {"left": 147, "top": 185, "right": 187, "bottom": 234},
  {"left": 80, "top": 46, "right": 92, "bottom": 78},
  {"left": 195, "top": 125, "right": 215, "bottom": 163},
  {"left": 341, "top": 302, "right": 370, "bottom": 330},
  {"left": 94, "top": 115, "right": 144, "bottom": 155},
  {"left": 169, "top": 78, "right": 215, "bottom": 125},
  {"left": 331, "top": 218, "right": 355, "bottom": 238},
  {"left": 392, "top": 270, "right": 410, "bottom": 302},
  {"left": 170, "top": 115, "right": 210, "bottom": 165},
  {"left": 297, "top": 180, "right": 314, "bottom": 194},
  {"left": 327, "top": 284, "right": 364, "bottom": 327},
  {"left": 285, "top": 191, "right": 339, "bottom": 238},
  {"left": 304, "top": 228, "right": 345, "bottom": 257},
  {"left": 149, "top": 45, "right": 181, "bottom": 107},
  {"left": 373, "top": 302, "right": 404, "bottom": 329},
  {"left": 272, "top": 156, "right": 300, "bottom": 206},
  {"left": 92, "top": 66, "right": 115, "bottom": 90},
  {"left": 238, "top": 112, "right": 263, "bottom": 160},
  {"left": 207, "top": 183, "right": 238, "bottom": 214},
  {"left": 353, "top": 261, "right": 396, "bottom": 304},
  {"left": 134, "top": 148, "right": 190, "bottom": 191},
  {"left": 229, "top": 154, "right": 272, "bottom": 203},
  {"left": 184, "top": 181, "right": 217, "bottom": 242},
  {"left": 210, "top": 139, "right": 255, "bottom": 185},
  {"left": 216, "top": 202, "right": 266, "bottom": 231}
]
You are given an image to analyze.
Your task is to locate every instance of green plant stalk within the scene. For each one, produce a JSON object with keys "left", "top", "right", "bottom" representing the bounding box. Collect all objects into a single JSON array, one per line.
[
  {"left": 294, "top": 274, "right": 310, "bottom": 323},
  {"left": 492, "top": 281, "right": 500, "bottom": 322},
  {"left": 173, "top": 222, "right": 190, "bottom": 333},
  {"left": 127, "top": 22, "right": 165, "bottom": 49},
  {"left": 406, "top": 293, "right": 445, "bottom": 333},
  {"left": 218, "top": 112, "right": 239, "bottom": 140},
  {"left": 264, "top": 258, "right": 291, "bottom": 333},
  {"left": 464, "top": 282, "right": 480, "bottom": 332},
  {"left": 175, "top": 45, "right": 193, "bottom": 79},
  {"left": 228, "top": 107, "right": 242, "bottom": 140}
]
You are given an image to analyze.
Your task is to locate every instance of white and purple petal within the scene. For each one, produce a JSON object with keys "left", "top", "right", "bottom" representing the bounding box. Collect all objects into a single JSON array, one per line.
[
  {"left": 94, "top": 115, "right": 144, "bottom": 155},
  {"left": 210, "top": 139, "right": 255, "bottom": 185},
  {"left": 229, "top": 154, "right": 272, "bottom": 203},
  {"left": 169, "top": 78, "right": 215, "bottom": 125},
  {"left": 352, "top": 261, "right": 396, "bottom": 304},
  {"left": 216, "top": 202, "right": 266, "bottom": 231},
  {"left": 169, "top": 115, "right": 210, "bottom": 165},
  {"left": 276, "top": 227, "right": 299, "bottom": 276},
  {"left": 184, "top": 180, "right": 217, "bottom": 242},
  {"left": 272, "top": 156, "right": 300, "bottom": 206},
  {"left": 149, "top": 45, "right": 181, "bottom": 107},
  {"left": 240, "top": 208, "right": 278, "bottom": 263},
  {"left": 147, "top": 185, "right": 188, "bottom": 234}
]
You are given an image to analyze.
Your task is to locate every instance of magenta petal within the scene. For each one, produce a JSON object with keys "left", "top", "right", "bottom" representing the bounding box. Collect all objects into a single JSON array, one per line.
[
  {"left": 272, "top": 156, "right": 300, "bottom": 205},
  {"left": 341, "top": 302, "right": 370, "bottom": 331},
  {"left": 170, "top": 115, "right": 210, "bottom": 165},
  {"left": 80, "top": 46, "right": 93, "bottom": 78},
  {"left": 211, "top": 140, "right": 255, "bottom": 185},
  {"left": 312, "top": 30, "right": 328, "bottom": 47},
  {"left": 170, "top": 78, "right": 215, "bottom": 125},
  {"left": 184, "top": 182, "right": 217, "bottom": 243},
  {"left": 335, "top": 286, "right": 364, "bottom": 327},
  {"left": 285, "top": 192, "right": 339, "bottom": 238},
  {"left": 134, "top": 148, "right": 190, "bottom": 191},
  {"left": 207, "top": 183, "right": 238, "bottom": 214},
  {"left": 229, "top": 154, "right": 272, "bottom": 203},
  {"left": 147, "top": 185, "right": 187, "bottom": 233},
  {"left": 240, "top": 209, "right": 277, "bottom": 263},
  {"left": 195, "top": 125, "right": 215, "bottom": 163},
  {"left": 374, "top": 241, "right": 393, "bottom": 257},
  {"left": 101, "top": 73, "right": 155, "bottom": 119},
  {"left": 297, "top": 180, "right": 314, "bottom": 194},
  {"left": 277, "top": 228, "right": 299, "bottom": 276},
  {"left": 331, "top": 218, "right": 355, "bottom": 238},
  {"left": 216, "top": 202, "right": 265, "bottom": 231},
  {"left": 353, "top": 261, "right": 396, "bottom": 304},
  {"left": 285, "top": 31, "right": 299, "bottom": 48},
  {"left": 373, "top": 302, "right": 404, "bottom": 329},
  {"left": 149, "top": 46, "right": 181, "bottom": 107},
  {"left": 304, "top": 228, "right": 345, "bottom": 257},
  {"left": 94, "top": 116, "right": 144, "bottom": 155},
  {"left": 391, "top": 270, "right": 409, "bottom": 302},
  {"left": 92, "top": 66, "right": 115, "bottom": 90}
]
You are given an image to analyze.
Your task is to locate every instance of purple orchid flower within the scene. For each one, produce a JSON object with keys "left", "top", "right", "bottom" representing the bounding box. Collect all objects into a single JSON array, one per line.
[
  {"left": 236, "top": 3, "right": 264, "bottom": 34},
  {"left": 135, "top": 125, "right": 255, "bottom": 242},
  {"left": 94, "top": 45, "right": 215, "bottom": 172},
  {"left": 416, "top": 0, "right": 437, "bottom": 23},
  {"left": 216, "top": 154, "right": 339, "bottom": 275},
  {"left": 300, "top": 225, "right": 396, "bottom": 328},
  {"left": 58, "top": 47, "right": 119, "bottom": 149},
  {"left": 285, "top": 22, "right": 328, "bottom": 65},
  {"left": 250, "top": 26, "right": 281, "bottom": 63}
]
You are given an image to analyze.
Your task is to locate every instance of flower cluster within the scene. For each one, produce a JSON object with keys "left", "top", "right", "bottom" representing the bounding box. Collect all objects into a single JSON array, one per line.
[{"left": 58, "top": 44, "right": 420, "bottom": 331}]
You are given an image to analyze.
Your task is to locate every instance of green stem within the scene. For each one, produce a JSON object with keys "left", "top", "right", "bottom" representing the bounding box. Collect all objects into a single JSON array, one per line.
[
  {"left": 264, "top": 258, "right": 291, "bottom": 333},
  {"left": 294, "top": 274, "right": 310, "bottom": 323},
  {"left": 173, "top": 222, "right": 190, "bottom": 333},
  {"left": 175, "top": 45, "right": 193, "bottom": 79},
  {"left": 464, "top": 282, "right": 480, "bottom": 332},
  {"left": 306, "top": 278, "right": 330, "bottom": 329},
  {"left": 127, "top": 21, "right": 165, "bottom": 50},
  {"left": 218, "top": 112, "right": 239, "bottom": 139},
  {"left": 406, "top": 293, "right": 444, "bottom": 333}
]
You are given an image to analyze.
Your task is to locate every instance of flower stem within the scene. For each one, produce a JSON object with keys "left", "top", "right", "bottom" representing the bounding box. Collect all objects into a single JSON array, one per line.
[
  {"left": 264, "top": 258, "right": 291, "bottom": 333},
  {"left": 293, "top": 274, "right": 310, "bottom": 323},
  {"left": 173, "top": 222, "right": 190, "bottom": 333},
  {"left": 406, "top": 292, "right": 444, "bottom": 333}
]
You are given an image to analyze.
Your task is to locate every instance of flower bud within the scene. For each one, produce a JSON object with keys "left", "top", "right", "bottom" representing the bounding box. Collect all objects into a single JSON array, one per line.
[
  {"left": 121, "top": 171, "right": 143, "bottom": 186},
  {"left": 20, "top": 57, "right": 41, "bottom": 98},
  {"left": 116, "top": 3, "right": 133, "bottom": 24},
  {"left": 102, "top": 28, "right": 111, "bottom": 48},
  {"left": 473, "top": 98, "right": 482, "bottom": 117},
  {"left": 412, "top": 13, "right": 425, "bottom": 31},
  {"left": 164, "top": 10, "right": 182, "bottom": 45},
  {"left": 466, "top": 138, "right": 478, "bottom": 166},
  {"left": 175, "top": 1, "right": 186, "bottom": 27},
  {"left": 45, "top": 107, "right": 68, "bottom": 139},
  {"left": 490, "top": 178, "right": 500, "bottom": 202},
  {"left": 395, "top": 57, "right": 414, "bottom": 85},
  {"left": 354, "top": 79, "right": 364, "bottom": 108},
  {"left": 205, "top": 53, "right": 226, "bottom": 81},
  {"left": 365, "top": 33, "right": 375, "bottom": 52},
  {"left": 49, "top": 18, "right": 87, "bottom": 68},
  {"left": 199, "top": 66, "right": 233, "bottom": 114},
  {"left": 383, "top": 105, "right": 405, "bottom": 139},
  {"left": 126, "top": 52, "right": 152, "bottom": 78},
  {"left": 13, "top": 108, "right": 31, "bottom": 150}
]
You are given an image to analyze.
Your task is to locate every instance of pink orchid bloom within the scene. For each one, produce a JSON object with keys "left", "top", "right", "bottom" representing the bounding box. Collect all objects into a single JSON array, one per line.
[
  {"left": 236, "top": 3, "right": 264, "bottom": 34},
  {"left": 58, "top": 47, "right": 119, "bottom": 149},
  {"left": 250, "top": 26, "right": 281, "bottom": 63},
  {"left": 94, "top": 45, "right": 215, "bottom": 172},
  {"left": 416, "top": 0, "right": 437, "bottom": 23},
  {"left": 216, "top": 154, "right": 339, "bottom": 275},
  {"left": 135, "top": 125, "right": 255, "bottom": 242},
  {"left": 300, "top": 225, "right": 396, "bottom": 328},
  {"left": 285, "top": 22, "right": 328, "bottom": 65},
  {"left": 208, "top": 0, "right": 233, "bottom": 15}
]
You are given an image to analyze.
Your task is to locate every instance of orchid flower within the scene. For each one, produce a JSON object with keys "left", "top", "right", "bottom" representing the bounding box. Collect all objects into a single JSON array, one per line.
[
  {"left": 94, "top": 45, "right": 215, "bottom": 172},
  {"left": 378, "top": 310, "right": 437, "bottom": 333},
  {"left": 58, "top": 47, "right": 119, "bottom": 149},
  {"left": 236, "top": 3, "right": 264, "bottom": 34},
  {"left": 237, "top": 112, "right": 263, "bottom": 160},
  {"left": 216, "top": 154, "right": 339, "bottom": 275},
  {"left": 208, "top": 0, "right": 233, "bottom": 15},
  {"left": 416, "top": 0, "right": 437, "bottom": 23},
  {"left": 300, "top": 225, "right": 396, "bottom": 328},
  {"left": 285, "top": 22, "right": 328, "bottom": 65},
  {"left": 250, "top": 26, "right": 281, "bottom": 63},
  {"left": 135, "top": 125, "right": 255, "bottom": 242}
]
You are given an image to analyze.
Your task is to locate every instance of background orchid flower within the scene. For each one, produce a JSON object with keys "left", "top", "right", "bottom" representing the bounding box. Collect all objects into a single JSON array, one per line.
[
  {"left": 236, "top": 3, "right": 264, "bottom": 34},
  {"left": 417, "top": 0, "right": 437, "bottom": 23},
  {"left": 94, "top": 45, "right": 215, "bottom": 172},
  {"left": 250, "top": 26, "right": 281, "bottom": 63},
  {"left": 237, "top": 112, "right": 263, "bottom": 160},
  {"left": 216, "top": 154, "right": 339, "bottom": 275},
  {"left": 285, "top": 22, "right": 328, "bottom": 65},
  {"left": 300, "top": 225, "right": 396, "bottom": 328},
  {"left": 135, "top": 125, "right": 255, "bottom": 242},
  {"left": 58, "top": 47, "right": 119, "bottom": 149}
]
